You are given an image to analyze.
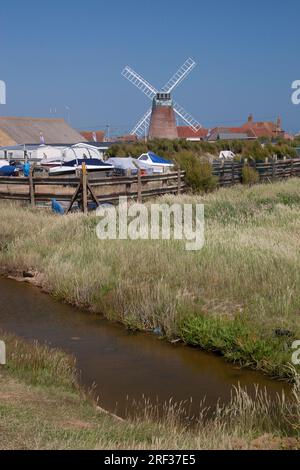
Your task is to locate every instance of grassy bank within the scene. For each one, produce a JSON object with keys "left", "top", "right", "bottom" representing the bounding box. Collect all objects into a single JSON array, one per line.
[
  {"left": 1, "top": 332, "right": 300, "bottom": 450},
  {"left": 1, "top": 179, "right": 300, "bottom": 378}
]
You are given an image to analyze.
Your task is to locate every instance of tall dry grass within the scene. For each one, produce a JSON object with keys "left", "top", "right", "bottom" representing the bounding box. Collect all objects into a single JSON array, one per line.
[
  {"left": 1, "top": 332, "right": 299, "bottom": 449},
  {"left": 1, "top": 179, "right": 300, "bottom": 377}
]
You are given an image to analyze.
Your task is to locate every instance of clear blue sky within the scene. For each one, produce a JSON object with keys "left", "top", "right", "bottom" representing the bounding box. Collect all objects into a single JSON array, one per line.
[{"left": 1, "top": 0, "right": 299, "bottom": 134}]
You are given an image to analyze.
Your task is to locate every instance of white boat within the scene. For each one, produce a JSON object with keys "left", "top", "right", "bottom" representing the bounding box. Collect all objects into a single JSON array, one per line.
[
  {"left": 219, "top": 151, "right": 235, "bottom": 160},
  {"left": 0, "top": 160, "right": 8, "bottom": 168},
  {"left": 40, "top": 144, "right": 113, "bottom": 175},
  {"left": 138, "top": 152, "right": 174, "bottom": 173},
  {"left": 38, "top": 145, "right": 65, "bottom": 167},
  {"left": 106, "top": 157, "right": 153, "bottom": 176},
  {"left": 49, "top": 158, "right": 114, "bottom": 176}
]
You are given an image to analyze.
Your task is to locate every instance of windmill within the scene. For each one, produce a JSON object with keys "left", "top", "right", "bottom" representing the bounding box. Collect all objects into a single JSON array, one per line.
[{"left": 122, "top": 58, "right": 202, "bottom": 140}]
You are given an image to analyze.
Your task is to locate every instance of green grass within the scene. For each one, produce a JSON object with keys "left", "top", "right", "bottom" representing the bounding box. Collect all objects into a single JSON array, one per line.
[
  {"left": 2, "top": 331, "right": 78, "bottom": 390},
  {"left": 0, "top": 332, "right": 300, "bottom": 450},
  {"left": 1, "top": 179, "right": 300, "bottom": 379},
  {"left": 180, "top": 315, "right": 292, "bottom": 376}
]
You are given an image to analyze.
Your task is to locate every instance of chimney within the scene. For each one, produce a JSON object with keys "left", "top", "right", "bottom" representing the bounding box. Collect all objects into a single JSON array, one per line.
[
  {"left": 276, "top": 116, "right": 282, "bottom": 130},
  {"left": 248, "top": 114, "right": 253, "bottom": 124}
]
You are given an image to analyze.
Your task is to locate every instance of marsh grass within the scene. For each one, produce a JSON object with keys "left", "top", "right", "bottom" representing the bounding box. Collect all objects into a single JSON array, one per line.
[
  {"left": 1, "top": 331, "right": 78, "bottom": 390},
  {"left": 1, "top": 179, "right": 300, "bottom": 377},
  {"left": 0, "top": 332, "right": 299, "bottom": 449}
]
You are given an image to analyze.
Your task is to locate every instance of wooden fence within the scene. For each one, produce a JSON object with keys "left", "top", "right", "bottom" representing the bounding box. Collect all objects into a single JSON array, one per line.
[
  {"left": 0, "top": 169, "right": 186, "bottom": 213},
  {"left": 212, "top": 158, "right": 300, "bottom": 187},
  {"left": 1, "top": 158, "right": 299, "bottom": 212}
]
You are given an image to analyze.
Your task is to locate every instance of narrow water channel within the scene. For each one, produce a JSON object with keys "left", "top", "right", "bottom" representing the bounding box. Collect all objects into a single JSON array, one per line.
[{"left": 0, "top": 277, "right": 290, "bottom": 418}]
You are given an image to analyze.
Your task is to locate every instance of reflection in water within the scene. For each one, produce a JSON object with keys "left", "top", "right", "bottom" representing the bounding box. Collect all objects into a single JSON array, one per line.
[{"left": 0, "top": 277, "right": 290, "bottom": 417}]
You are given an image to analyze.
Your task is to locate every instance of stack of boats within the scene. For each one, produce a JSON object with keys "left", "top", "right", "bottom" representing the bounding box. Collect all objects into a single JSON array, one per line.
[
  {"left": 40, "top": 144, "right": 114, "bottom": 176},
  {"left": 0, "top": 143, "right": 175, "bottom": 177},
  {"left": 41, "top": 146, "right": 174, "bottom": 176}
]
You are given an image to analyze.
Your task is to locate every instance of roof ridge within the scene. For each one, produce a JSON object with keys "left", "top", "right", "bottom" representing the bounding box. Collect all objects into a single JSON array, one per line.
[{"left": 0, "top": 116, "right": 65, "bottom": 122}]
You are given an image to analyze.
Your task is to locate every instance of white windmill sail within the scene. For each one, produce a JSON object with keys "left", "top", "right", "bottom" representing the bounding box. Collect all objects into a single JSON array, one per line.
[
  {"left": 162, "top": 58, "right": 196, "bottom": 93},
  {"left": 121, "top": 66, "right": 157, "bottom": 99},
  {"left": 131, "top": 108, "right": 152, "bottom": 138},
  {"left": 173, "top": 101, "right": 202, "bottom": 132}
]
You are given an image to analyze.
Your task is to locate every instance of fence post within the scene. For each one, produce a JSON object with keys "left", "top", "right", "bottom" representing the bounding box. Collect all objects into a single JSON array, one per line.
[
  {"left": 82, "top": 163, "right": 88, "bottom": 214},
  {"left": 177, "top": 167, "right": 182, "bottom": 195},
  {"left": 137, "top": 169, "right": 142, "bottom": 203},
  {"left": 272, "top": 156, "right": 277, "bottom": 181},
  {"left": 242, "top": 158, "right": 248, "bottom": 184},
  {"left": 29, "top": 167, "right": 35, "bottom": 207}
]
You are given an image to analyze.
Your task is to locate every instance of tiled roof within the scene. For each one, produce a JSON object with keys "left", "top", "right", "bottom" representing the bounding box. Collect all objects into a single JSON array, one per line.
[
  {"left": 80, "top": 130, "right": 105, "bottom": 142},
  {"left": 177, "top": 126, "right": 209, "bottom": 139},
  {"left": 242, "top": 118, "right": 283, "bottom": 138},
  {"left": 207, "top": 127, "right": 256, "bottom": 141}
]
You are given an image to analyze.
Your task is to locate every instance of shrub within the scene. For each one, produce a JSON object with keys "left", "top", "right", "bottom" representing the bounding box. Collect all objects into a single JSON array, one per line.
[
  {"left": 174, "top": 151, "right": 218, "bottom": 192},
  {"left": 242, "top": 165, "right": 259, "bottom": 185}
]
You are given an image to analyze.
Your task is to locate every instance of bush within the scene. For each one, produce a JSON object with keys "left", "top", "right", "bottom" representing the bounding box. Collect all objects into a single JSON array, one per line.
[
  {"left": 242, "top": 165, "right": 260, "bottom": 185},
  {"left": 174, "top": 151, "right": 218, "bottom": 192}
]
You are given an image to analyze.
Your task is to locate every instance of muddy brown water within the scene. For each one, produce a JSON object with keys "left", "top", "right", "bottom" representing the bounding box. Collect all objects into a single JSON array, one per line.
[{"left": 0, "top": 277, "right": 291, "bottom": 419}]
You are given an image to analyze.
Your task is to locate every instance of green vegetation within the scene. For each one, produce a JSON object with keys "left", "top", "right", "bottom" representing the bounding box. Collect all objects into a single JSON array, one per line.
[
  {"left": 291, "top": 135, "right": 300, "bottom": 148},
  {"left": 181, "top": 316, "right": 292, "bottom": 376},
  {"left": 242, "top": 166, "right": 260, "bottom": 185},
  {"left": 107, "top": 138, "right": 298, "bottom": 192},
  {"left": 1, "top": 332, "right": 299, "bottom": 450},
  {"left": 108, "top": 138, "right": 298, "bottom": 162},
  {"left": 172, "top": 150, "right": 217, "bottom": 192},
  {"left": 1, "top": 179, "right": 300, "bottom": 379}
]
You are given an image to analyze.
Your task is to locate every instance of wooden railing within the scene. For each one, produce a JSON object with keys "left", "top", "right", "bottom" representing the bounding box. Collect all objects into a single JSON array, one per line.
[
  {"left": 0, "top": 169, "right": 186, "bottom": 212},
  {"left": 212, "top": 158, "right": 300, "bottom": 186}
]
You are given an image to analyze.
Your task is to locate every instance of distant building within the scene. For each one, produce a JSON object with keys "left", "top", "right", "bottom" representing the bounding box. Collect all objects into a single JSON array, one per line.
[
  {"left": 241, "top": 114, "right": 285, "bottom": 139},
  {"left": 79, "top": 130, "right": 138, "bottom": 144},
  {"left": 177, "top": 126, "right": 209, "bottom": 141},
  {"left": 178, "top": 115, "right": 288, "bottom": 142},
  {"left": 283, "top": 132, "right": 295, "bottom": 141},
  {"left": 0, "top": 117, "right": 85, "bottom": 146},
  {"left": 116, "top": 134, "right": 138, "bottom": 143},
  {"left": 207, "top": 127, "right": 254, "bottom": 142},
  {"left": 79, "top": 130, "right": 105, "bottom": 142}
]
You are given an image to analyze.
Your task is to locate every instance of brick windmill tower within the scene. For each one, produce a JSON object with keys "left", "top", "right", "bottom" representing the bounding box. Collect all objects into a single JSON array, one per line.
[
  {"left": 122, "top": 58, "right": 201, "bottom": 140},
  {"left": 148, "top": 92, "right": 178, "bottom": 139}
]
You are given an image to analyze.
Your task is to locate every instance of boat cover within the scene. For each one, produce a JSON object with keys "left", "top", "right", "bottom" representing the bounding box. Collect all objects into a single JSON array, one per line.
[
  {"left": 0, "top": 166, "right": 17, "bottom": 176},
  {"left": 147, "top": 152, "right": 173, "bottom": 165},
  {"left": 107, "top": 157, "right": 150, "bottom": 171}
]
